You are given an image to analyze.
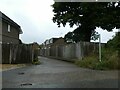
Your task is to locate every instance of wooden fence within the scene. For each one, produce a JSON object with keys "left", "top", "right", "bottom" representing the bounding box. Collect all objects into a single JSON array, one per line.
[{"left": 0, "top": 44, "right": 38, "bottom": 64}]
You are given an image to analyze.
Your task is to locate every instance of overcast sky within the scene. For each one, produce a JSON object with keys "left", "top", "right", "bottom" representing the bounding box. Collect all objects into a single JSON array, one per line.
[{"left": 0, "top": 0, "right": 118, "bottom": 44}]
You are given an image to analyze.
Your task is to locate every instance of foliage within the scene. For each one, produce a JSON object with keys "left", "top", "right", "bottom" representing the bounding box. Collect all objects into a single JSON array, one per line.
[
  {"left": 75, "top": 55, "right": 98, "bottom": 69},
  {"left": 107, "top": 32, "right": 120, "bottom": 51},
  {"left": 75, "top": 36, "right": 119, "bottom": 70},
  {"left": 52, "top": 2, "right": 120, "bottom": 42},
  {"left": 91, "top": 31, "right": 99, "bottom": 41},
  {"left": 75, "top": 49, "right": 119, "bottom": 70},
  {"left": 74, "top": 31, "right": 119, "bottom": 70},
  {"left": 97, "top": 49, "right": 119, "bottom": 70},
  {"left": 64, "top": 32, "right": 74, "bottom": 43},
  {"left": 32, "top": 57, "right": 41, "bottom": 65}
]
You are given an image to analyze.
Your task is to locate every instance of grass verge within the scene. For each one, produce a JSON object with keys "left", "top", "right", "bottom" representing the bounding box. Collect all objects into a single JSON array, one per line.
[{"left": 75, "top": 49, "right": 119, "bottom": 70}]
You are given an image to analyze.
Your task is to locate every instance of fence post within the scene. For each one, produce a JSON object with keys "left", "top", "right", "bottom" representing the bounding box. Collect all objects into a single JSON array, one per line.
[
  {"left": 56, "top": 45, "right": 58, "bottom": 57},
  {"left": 9, "top": 44, "right": 12, "bottom": 64},
  {"left": 0, "top": 44, "right": 2, "bottom": 64},
  {"left": 13, "top": 45, "right": 17, "bottom": 63},
  {"left": 32, "top": 45, "right": 34, "bottom": 62},
  {"left": 99, "top": 34, "right": 102, "bottom": 62}
]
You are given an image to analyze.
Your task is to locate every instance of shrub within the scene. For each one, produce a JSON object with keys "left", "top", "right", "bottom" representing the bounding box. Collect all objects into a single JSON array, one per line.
[
  {"left": 75, "top": 55, "right": 99, "bottom": 69},
  {"left": 94, "top": 62, "right": 108, "bottom": 70},
  {"left": 75, "top": 50, "right": 119, "bottom": 70},
  {"left": 75, "top": 33, "right": 119, "bottom": 70},
  {"left": 32, "top": 57, "right": 41, "bottom": 65}
]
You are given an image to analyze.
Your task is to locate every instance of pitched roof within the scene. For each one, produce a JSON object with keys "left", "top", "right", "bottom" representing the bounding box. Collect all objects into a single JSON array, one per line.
[{"left": 0, "top": 11, "right": 23, "bottom": 34}]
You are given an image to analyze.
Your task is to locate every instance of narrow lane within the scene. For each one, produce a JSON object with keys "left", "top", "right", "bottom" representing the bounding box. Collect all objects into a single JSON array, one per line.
[{"left": 2, "top": 56, "right": 119, "bottom": 88}]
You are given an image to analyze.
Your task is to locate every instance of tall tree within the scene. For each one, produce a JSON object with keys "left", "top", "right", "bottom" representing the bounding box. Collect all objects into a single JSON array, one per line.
[{"left": 52, "top": 2, "right": 120, "bottom": 42}]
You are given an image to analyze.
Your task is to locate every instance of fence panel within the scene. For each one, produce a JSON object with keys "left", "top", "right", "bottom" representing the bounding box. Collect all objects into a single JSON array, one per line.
[
  {"left": 0, "top": 44, "right": 2, "bottom": 64},
  {"left": 2, "top": 44, "right": 10, "bottom": 64},
  {"left": 75, "top": 42, "right": 83, "bottom": 59},
  {"left": 50, "top": 46, "right": 56, "bottom": 57},
  {"left": 1, "top": 44, "right": 38, "bottom": 64},
  {"left": 39, "top": 42, "right": 99, "bottom": 61},
  {"left": 63, "top": 44, "right": 76, "bottom": 59},
  {"left": 58, "top": 45, "right": 63, "bottom": 57}
]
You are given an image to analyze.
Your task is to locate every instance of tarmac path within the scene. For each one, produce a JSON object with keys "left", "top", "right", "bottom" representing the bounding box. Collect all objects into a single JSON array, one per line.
[{"left": 2, "top": 56, "right": 119, "bottom": 88}]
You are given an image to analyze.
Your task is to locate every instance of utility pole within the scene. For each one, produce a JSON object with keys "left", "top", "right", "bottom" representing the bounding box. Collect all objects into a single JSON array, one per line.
[{"left": 99, "top": 34, "right": 101, "bottom": 62}]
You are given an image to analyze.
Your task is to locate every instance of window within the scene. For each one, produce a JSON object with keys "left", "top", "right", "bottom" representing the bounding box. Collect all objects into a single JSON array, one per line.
[
  {"left": 8, "top": 24, "right": 10, "bottom": 32},
  {"left": 50, "top": 39, "right": 53, "bottom": 44},
  {"left": 46, "top": 40, "right": 49, "bottom": 45}
]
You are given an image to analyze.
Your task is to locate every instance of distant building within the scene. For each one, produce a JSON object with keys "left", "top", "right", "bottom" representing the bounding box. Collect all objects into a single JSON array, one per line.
[
  {"left": 42, "top": 37, "right": 66, "bottom": 49},
  {"left": 29, "top": 42, "right": 40, "bottom": 49},
  {"left": 0, "top": 11, "right": 23, "bottom": 44},
  {"left": 39, "top": 37, "right": 66, "bottom": 56},
  {"left": 44, "top": 37, "right": 66, "bottom": 45}
]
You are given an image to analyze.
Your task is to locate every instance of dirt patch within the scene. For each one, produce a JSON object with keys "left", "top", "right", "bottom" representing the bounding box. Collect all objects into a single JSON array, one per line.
[{"left": 0, "top": 64, "right": 27, "bottom": 71}]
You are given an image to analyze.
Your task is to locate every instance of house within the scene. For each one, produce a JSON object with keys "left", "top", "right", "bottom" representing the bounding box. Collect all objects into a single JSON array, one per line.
[
  {"left": 42, "top": 37, "right": 66, "bottom": 49},
  {"left": 44, "top": 37, "right": 66, "bottom": 46},
  {"left": 0, "top": 11, "right": 23, "bottom": 44},
  {"left": 39, "top": 37, "right": 66, "bottom": 56},
  {"left": 50, "top": 37, "right": 66, "bottom": 46},
  {"left": 29, "top": 42, "right": 40, "bottom": 49}
]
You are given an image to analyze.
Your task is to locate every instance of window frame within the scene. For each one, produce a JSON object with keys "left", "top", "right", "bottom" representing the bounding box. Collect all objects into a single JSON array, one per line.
[{"left": 8, "top": 24, "right": 11, "bottom": 32}]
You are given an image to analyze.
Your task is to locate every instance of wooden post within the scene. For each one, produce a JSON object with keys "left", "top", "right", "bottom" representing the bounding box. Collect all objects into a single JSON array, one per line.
[
  {"left": 99, "top": 34, "right": 102, "bottom": 62},
  {"left": 9, "top": 44, "right": 12, "bottom": 64}
]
